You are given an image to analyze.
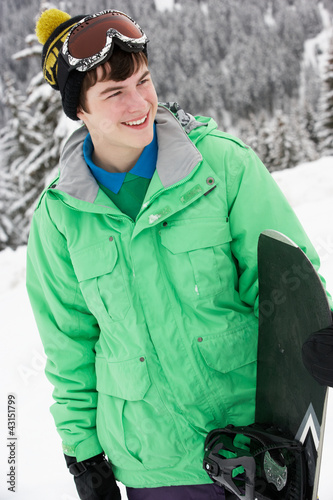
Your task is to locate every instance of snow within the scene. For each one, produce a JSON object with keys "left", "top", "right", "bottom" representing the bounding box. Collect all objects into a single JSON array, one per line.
[
  {"left": 148, "top": 213, "right": 161, "bottom": 224},
  {"left": 200, "top": 3, "right": 209, "bottom": 17},
  {"left": 154, "top": 0, "right": 174, "bottom": 13},
  {"left": 319, "top": 1, "right": 333, "bottom": 31},
  {"left": 263, "top": 1, "right": 276, "bottom": 28},
  {"left": 1, "top": 156, "right": 333, "bottom": 499},
  {"left": 12, "top": 46, "right": 41, "bottom": 61},
  {"left": 26, "top": 82, "right": 54, "bottom": 106},
  {"left": 272, "top": 157, "right": 333, "bottom": 293}
]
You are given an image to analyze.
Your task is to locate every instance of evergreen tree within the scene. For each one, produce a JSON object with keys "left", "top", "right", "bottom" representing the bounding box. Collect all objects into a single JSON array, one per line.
[
  {"left": 239, "top": 111, "right": 276, "bottom": 168},
  {"left": 0, "top": 75, "right": 33, "bottom": 249},
  {"left": 317, "top": 37, "right": 333, "bottom": 155},
  {"left": 0, "top": 34, "right": 74, "bottom": 250},
  {"left": 270, "top": 109, "right": 319, "bottom": 171},
  {"left": 240, "top": 106, "right": 318, "bottom": 172},
  {"left": 303, "top": 101, "right": 320, "bottom": 148}
]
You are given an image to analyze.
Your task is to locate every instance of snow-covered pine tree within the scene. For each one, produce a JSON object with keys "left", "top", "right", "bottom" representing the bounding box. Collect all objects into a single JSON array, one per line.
[
  {"left": 0, "top": 74, "right": 34, "bottom": 249},
  {"left": 317, "top": 36, "right": 333, "bottom": 156},
  {"left": 270, "top": 109, "right": 319, "bottom": 171},
  {"left": 240, "top": 106, "right": 318, "bottom": 172},
  {"left": 238, "top": 111, "right": 276, "bottom": 168},
  {"left": 0, "top": 31, "right": 74, "bottom": 250},
  {"left": 290, "top": 107, "right": 319, "bottom": 165}
]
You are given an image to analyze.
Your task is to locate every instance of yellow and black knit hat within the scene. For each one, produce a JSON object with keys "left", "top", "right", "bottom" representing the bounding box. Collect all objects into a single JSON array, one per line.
[{"left": 36, "top": 9, "right": 86, "bottom": 120}]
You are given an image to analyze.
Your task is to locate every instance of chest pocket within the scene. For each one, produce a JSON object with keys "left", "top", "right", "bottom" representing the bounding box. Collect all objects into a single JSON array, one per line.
[
  {"left": 160, "top": 218, "right": 233, "bottom": 298},
  {"left": 70, "top": 237, "right": 130, "bottom": 323}
]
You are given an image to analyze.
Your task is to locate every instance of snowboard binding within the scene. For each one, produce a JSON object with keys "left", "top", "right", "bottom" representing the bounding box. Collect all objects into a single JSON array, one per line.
[{"left": 203, "top": 423, "right": 307, "bottom": 500}]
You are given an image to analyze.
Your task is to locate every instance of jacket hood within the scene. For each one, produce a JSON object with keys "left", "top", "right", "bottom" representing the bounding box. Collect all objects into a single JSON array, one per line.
[{"left": 54, "top": 103, "right": 217, "bottom": 203}]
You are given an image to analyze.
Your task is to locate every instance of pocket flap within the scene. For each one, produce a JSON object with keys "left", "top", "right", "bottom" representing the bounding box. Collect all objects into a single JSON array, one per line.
[
  {"left": 71, "top": 238, "right": 118, "bottom": 282},
  {"left": 160, "top": 218, "right": 231, "bottom": 254},
  {"left": 95, "top": 356, "right": 151, "bottom": 401},
  {"left": 198, "top": 322, "right": 257, "bottom": 373}
]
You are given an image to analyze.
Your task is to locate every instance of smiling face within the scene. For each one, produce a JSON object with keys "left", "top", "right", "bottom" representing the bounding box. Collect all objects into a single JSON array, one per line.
[{"left": 77, "top": 61, "right": 158, "bottom": 173}]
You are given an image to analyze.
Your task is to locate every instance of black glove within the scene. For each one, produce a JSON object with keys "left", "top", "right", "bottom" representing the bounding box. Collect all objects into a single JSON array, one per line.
[
  {"left": 302, "top": 320, "right": 333, "bottom": 387},
  {"left": 65, "top": 453, "right": 121, "bottom": 500}
]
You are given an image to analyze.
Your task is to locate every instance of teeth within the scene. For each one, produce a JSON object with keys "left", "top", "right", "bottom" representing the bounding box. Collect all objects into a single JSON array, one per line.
[{"left": 125, "top": 115, "right": 147, "bottom": 126}]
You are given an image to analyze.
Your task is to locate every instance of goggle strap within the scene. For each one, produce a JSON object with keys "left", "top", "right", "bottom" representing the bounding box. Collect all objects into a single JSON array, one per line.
[{"left": 57, "top": 53, "right": 71, "bottom": 95}]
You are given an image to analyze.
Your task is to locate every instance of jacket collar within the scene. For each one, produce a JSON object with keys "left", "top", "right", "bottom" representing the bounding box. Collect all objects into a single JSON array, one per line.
[{"left": 55, "top": 105, "right": 205, "bottom": 203}]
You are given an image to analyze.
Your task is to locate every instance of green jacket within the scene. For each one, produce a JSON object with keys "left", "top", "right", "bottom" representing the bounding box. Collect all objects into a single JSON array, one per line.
[{"left": 26, "top": 104, "right": 329, "bottom": 488}]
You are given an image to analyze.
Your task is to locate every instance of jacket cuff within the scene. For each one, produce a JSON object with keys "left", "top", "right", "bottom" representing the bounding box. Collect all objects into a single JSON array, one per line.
[{"left": 62, "top": 434, "right": 104, "bottom": 462}]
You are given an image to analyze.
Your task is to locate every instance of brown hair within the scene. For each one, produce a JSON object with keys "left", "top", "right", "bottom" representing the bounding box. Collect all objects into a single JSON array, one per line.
[{"left": 78, "top": 46, "right": 148, "bottom": 113}]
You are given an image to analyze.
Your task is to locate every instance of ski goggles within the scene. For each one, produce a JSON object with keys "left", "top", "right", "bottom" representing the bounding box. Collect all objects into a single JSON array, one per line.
[{"left": 61, "top": 10, "right": 148, "bottom": 74}]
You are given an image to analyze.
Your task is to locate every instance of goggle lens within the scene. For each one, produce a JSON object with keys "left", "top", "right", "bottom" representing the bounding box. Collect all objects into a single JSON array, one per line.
[{"left": 68, "top": 12, "right": 144, "bottom": 59}]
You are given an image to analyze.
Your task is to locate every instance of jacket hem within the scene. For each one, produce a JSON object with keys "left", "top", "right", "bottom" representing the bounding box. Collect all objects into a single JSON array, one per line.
[{"left": 112, "top": 462, "right": 213, "bottom": 488}]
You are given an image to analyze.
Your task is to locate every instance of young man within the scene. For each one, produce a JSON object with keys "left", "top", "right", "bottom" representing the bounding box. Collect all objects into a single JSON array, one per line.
[{"left": 27, "top": 8, "right": 333, "bottom": 500}]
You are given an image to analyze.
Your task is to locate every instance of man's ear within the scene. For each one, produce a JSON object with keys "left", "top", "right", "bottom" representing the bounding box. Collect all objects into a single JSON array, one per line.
[{"left": 76, "top": 106, "right": 85, "bottom": 121}]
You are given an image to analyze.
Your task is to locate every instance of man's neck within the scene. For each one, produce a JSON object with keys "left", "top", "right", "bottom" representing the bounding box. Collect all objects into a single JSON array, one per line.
[{"left": 92, "top": 146, "right": 143, "bottom": 174}]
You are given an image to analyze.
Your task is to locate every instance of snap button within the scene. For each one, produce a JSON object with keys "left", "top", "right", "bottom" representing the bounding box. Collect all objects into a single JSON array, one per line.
[
  {"left": 109, "top": 236, "right": 114, "bottom": 242},
  {"left": 206, "top": 177, "right": 214, "bottom": 185},
  {"left": 163, "top": 221, "right": 168, "bottom": 227},
  {"left": 139, "top": 357, "right": 145, "bottom": 362},
  {"left": 198, "top": 337, "right": 203, "bottom": 342}
]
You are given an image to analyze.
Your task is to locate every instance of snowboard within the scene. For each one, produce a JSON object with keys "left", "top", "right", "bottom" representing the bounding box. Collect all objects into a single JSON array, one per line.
[{"left": 256, "top": 229, "right": 332, "bottom": 499}]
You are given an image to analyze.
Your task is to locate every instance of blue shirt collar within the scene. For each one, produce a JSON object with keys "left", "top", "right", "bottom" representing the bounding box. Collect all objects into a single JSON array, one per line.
[{"left": 83, "top": 123, "right": 158, "bottom": 194}]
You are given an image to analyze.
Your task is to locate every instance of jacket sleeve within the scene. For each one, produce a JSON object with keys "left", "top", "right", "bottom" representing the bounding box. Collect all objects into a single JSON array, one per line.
[
  {"left": 225, "top": 144, "right": 333, "bottom": 314},
  {"left": 26, "top": 194, "right": 103, "bottom": 461}
]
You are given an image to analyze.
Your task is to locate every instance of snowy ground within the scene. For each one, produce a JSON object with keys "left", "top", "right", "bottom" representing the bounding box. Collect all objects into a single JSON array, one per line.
[{"left": 0, "top": 156, "right": 333, "bottom": 499}]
